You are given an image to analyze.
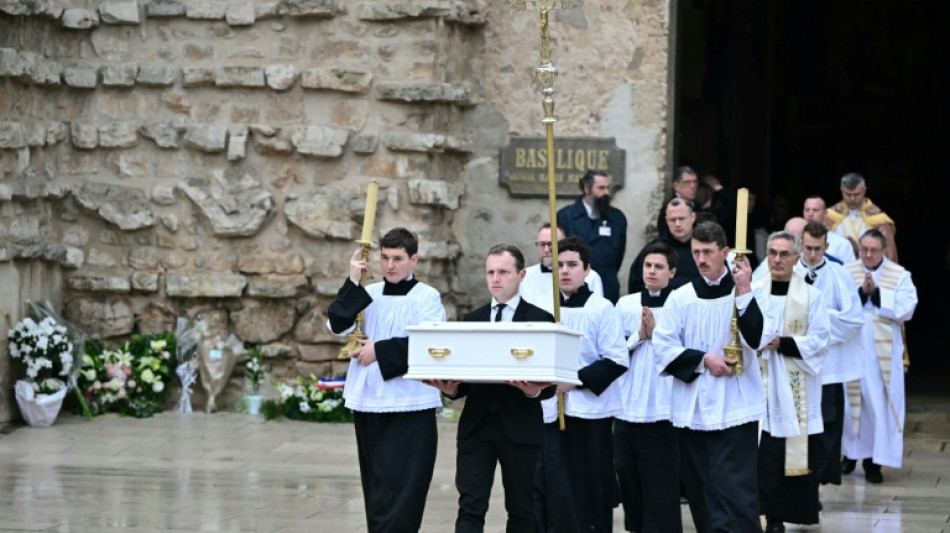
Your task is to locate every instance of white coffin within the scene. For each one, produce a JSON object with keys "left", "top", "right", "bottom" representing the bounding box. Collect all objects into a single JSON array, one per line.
[{"left": 404, "top": 322, "right": 582, "bottom": 385}]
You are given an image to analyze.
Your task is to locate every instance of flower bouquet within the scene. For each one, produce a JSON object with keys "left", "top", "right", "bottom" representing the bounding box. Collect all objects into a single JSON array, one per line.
[
  {"left": 7, "top": 303, "right": 80, "bottom": 427},
  {"left": 242, "top": 346, "right": 265, "bottom": 415},
  {"left": 76, "top": 332, "right": 176, "bottom": 418},
  {"left": 260, "top": 375, "right": 352, "bottom": 423}
]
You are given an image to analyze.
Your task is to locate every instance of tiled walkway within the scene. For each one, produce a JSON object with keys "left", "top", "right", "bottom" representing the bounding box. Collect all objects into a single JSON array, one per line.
[{"left": 0, "top": 394, "right": 948, "bottom": 532}]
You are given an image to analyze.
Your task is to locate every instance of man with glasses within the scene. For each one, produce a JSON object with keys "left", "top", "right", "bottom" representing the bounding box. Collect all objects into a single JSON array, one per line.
[
  {"left": 841, "top": 229, "right": 917, "bottom": 484},
  {"left": 657, "top": 166, "right": 699, "bottom": 240},
  {"left": 521, "top": 223, "right": 603, "bottom": 314},
  {"left": 628, "top": 198, "right": 701, "bottom": 294}
]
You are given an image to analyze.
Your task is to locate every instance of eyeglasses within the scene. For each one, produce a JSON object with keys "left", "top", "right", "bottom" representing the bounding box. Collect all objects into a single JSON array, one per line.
[
  {"left": 535, "top": 241, "right": 553, "bottom": 248},
  {"left": 766, "top": 249, "right": 796, "bottom": 259}
]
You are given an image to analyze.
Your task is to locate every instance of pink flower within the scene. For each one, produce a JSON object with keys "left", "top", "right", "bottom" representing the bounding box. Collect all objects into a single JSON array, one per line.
[
  {"left": 107, "top": 366, "right": 116, "bottom": 378},
  {"left": 117, "top": 389, "right": 126, "bottom": 399},
  {"left": 127, "top": 380, "right": 136, "bottom": 388},
  {"left": 124, "top": 365, "right": 132, "bottom": 376},
  {"left": 92, "top": 381, "right": 101, "bottom": 390}
]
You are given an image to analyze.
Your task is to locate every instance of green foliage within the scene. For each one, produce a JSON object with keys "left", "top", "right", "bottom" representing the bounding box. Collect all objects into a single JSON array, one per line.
[{"left": 262, "top": 375, "right": 353, "bottom": 423}]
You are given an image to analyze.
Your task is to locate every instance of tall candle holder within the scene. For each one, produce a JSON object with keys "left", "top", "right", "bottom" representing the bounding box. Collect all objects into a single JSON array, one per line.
[
  {"left": 339, "top": 180, "right": 379, "bottom": 359},
  {"left": 724, "top": 188, "right": 750, "bottom": 375}
]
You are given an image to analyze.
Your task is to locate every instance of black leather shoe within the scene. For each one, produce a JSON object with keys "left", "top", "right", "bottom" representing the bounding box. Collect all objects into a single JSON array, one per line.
[
  {"left": 765, "top": 518, "right": 786, "bottom": 533},
  {"left": 841, "top": 458, "right": 857, "bottom": 474},
  {"left": 864, "top": 460, "right": 884, "bottom": 483}
]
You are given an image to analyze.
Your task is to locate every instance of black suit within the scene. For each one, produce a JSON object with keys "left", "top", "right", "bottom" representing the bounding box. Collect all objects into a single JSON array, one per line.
[{"left": 452, "top": 299, "right": 555, "bottom": 533}]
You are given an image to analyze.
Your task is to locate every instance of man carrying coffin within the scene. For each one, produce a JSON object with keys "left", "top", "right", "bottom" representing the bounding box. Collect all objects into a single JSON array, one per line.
[
  {"left": 795, "top": 222, "right": 865, "bottom": 491},
  {"left": 841, "top": 229, "right": 918, "bottom": 483},
  {"left": 326, "top": 228, "right": 446, "bottom": 532},
  {"left": 652, "top": 221, "right": 769, "bottom": 533},
  {"left": 426, "top": 244, "right": 555, "bottom": 533},
  {"left": 535, "top": 237, "right": 628, "bottom": 532},
  {"left": 615, "top": 242, "right": 682, "bottom": 533},
  {"left": 755, "top": 231, "right": 830, "bottom": 533},
  {"left": 521, "top": 223, "right": 604, "bottom": 314}
]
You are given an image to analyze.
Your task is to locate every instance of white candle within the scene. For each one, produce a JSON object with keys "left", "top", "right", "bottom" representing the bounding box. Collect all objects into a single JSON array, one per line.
[
  {"left": 360, "top": 181, "right": 378, "bottom": 243},
  {"left": 735, "top": 188, "right": 749, "bottom": 251}
]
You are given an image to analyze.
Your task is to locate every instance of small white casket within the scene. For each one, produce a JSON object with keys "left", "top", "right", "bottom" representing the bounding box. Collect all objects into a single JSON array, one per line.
[{"left": 404, "top": 322, "right": 582, "bottom": 385}]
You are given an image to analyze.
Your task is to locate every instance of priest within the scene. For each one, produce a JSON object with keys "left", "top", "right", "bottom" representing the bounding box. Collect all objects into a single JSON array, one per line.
[
  {"left": 841, "top": 229, "right": 918, "bottom": 483},
  {"left": 754, "top": 231, "right": 830, "bottom": 533},
  {"left": 653, "top": 221, "right": 770, "bottom": 533},
  {"left": 521, "top": 223, "right": 604, "bottom": 314},
  {"left": 326, "top": 228, "right": 446, "bottom": 532}
]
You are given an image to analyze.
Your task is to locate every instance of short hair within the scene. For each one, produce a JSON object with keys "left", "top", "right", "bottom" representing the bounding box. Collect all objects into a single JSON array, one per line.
[
  {"left": 691, "top": 221, "right": 728, "bottom": 248},
  {"left": 487, "top": 243, "right": 525, "bottom": 271},
  {"left": 579, "top": 170, "right": 607, "bottom": 193},
  {"left": 666, "top": 197, "right": 695, "bottom": 214},
  {"left": 767, "top": 230, "right": 802, "bottom": 255},
  {"left": 537, "top": 222, "right": 565, "bottom": 238},
  {"left": 673, "top": 166, "right": 697, "bottom": 183},
  {"left": 804, "top": 195, "right": 826, "bottom": 207},
  {"left": 840, "top": 172, "right": 866, "bottom": 190},
  {"left": 802, "top": 221, "right": 828, "bottom": 241},
  {"left": 379, "top": 227, "right": 418, "bottom": 256},
  {"left": 557, "top": 236, "right": 591, "bottom": 268},
  {"left": 695, "top": 181, "right": 715, "bottom": 208},
  {"left": 642, "top": 241, "right": 678, "bottom": 270},
  {"left": 860, "top": 228, "right": 887, "bottom": 249}
]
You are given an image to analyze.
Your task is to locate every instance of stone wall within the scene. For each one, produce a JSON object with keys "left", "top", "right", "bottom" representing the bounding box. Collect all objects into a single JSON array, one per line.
[{"left": 0, "top": 0, "right": 673, "bottom": 412}]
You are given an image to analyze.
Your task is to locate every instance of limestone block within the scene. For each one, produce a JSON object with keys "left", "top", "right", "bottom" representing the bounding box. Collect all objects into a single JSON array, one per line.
[
  {"left": 290, "top": 125, "right": 348, "bottom": 158},
  {"left": 296, "top": 307, "right": 347, "bottom": 343},
  {"left": 297, "top": 345, "right": 340, "bottom": 365},
  {"left": 351, "top": 134, "right": 378, "bottom": 154},
  {"left": 238, "top": 254, "right": 275, "bottom": 274},
  {"left": 226, "top": 3, "right": 255, "bottom": 25},
  {"left": 67, "top": 271, "right": 132, "bottom": 293},
  {"left": 230, "top": 302, "right": 295, "bottom": 343},
  {"left": 101, "top": 64, "right": 138, "bottom": 86},
  {"left": 381, "top": 132, "right": 445, "bottom": 153},
  {"left": 186, "top": 0, "right": 226, "bottom": 19},
  {"left": 140, "top": 122, "right": 183, "bottom": 149},
  {"left": 407, "top": 178, "right": 462, "bottom": 209},
  {"left": 274, "top": 254, "right": 305, "bottom": 275},
  {"left": 136, "top": 303, "right": 177, "bottom": 335},
  {"left": 386, "top": 186, "right": 399, "bottom": 210},
  {"left": 145, "top": 0, "right": 185, "bottom": 17},
  {"left": 376, "top": 82, "right": 476, "bottom": 105},
  {"left": 250, "top": 124, "right": 278, "bottom": 137},
  {"left": 246, "top": 275, "right": 309, "bottom": 298},
  {"left": 98, "top": 122, "right": 139, "bottom": 148},
  {"left": 0, "top": 48, "right": 22, "bottom": 77},
  {"left": 300, "top": 68, "right": 372, "bottom": 94},
  {"left": 0, "top": 1, "right": 30, "bottom": 15},
  {"left": 264, "top": 64, "right": 299, "bottom": 91},
  {"left": 0, "top": 122, "right": 26, "bottom": 149},
  {"left": 31, "top": 1, "right": 67, "bottom": 19},
  {"left": 254, "top": 136, "right": 293, "bottom": 155},
  {"left": 149, "top": 184, "right": 177, "bottom": 205},
  {"left": 114, "top": 151, "right": 149, "bottom": 178},
  {"left": 214, "top": 66, "right": 265, "bottom": 88},
  {"left": 128, "top": 247, "right": 161, "bottom": 269},
  {"left": 63, "top": 247, "right": 84, "bottom": 269},
  {"left": 185, "top": 125, "right": 228, "bottom": 153},
  {"left": 18, "top": 52, "right": 61, "bottom": 85},
  {"left": 420, "top": 240, "right": 463, "bottom": 260},
  {"left": 278, "top": 0, "right": 336, "bottom": 17},
  {"left": 73, "top": 182, "right": 156, "bottom": 230},
  {"left": 66, "top": 298, "right": 134, "bottom": 338},
  {"left": 62, "top": 8, "right": 100, "bottom": 29},
  {"left": 330, "top": 100, "right": 370, "bottom": 130},
  {"left": 227, "top": 127, "right": 248, "bottom": 161},
  {"left": 182, "top": 66, "right": 215, "bottom": 87},
  {"left": 166, "top": 272, "right": 246, "bottom": 297},
  {"left": 99, "top": 0, "right": 141, "bottom": 24},
  {"left": 137, "top": 66, "right": 177, "bottom": 87},
  {"left": 284, "top": 190, "right": 363, "bottom": 240},
  {"left": 70, "top": 122, "right": 99, "bottom": 149},
  {"left": 131, "top": 272, "right": 160, "bottom": 292},
  {"left": 27, "top": 122, "right": 67, "bottom": 147},
  {"left": 177, "top": 173, "right": 274, "bottom": 237},
  {"left": 261, "top": 343, "right": 295, "bottom": 358},
  {"left": 160, "top": 214, "right": 178, "bottom": 232},
  {"left": 357, "top": 1, "right": 484, "bottom": 22},
  {"left": 63, "top": 65, "right": 98, "bottom": 88}
]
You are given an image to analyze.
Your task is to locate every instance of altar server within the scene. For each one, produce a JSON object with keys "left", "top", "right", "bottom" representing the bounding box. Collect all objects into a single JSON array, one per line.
[
  {"left": 326, "top": 227, "right": 446, "bottom": 532},
  {"left": 653, "top": 221, "right": 770, "bottom": 533},
  {"left": 614, "top": 241, "right": 682, "bottom": 533}
]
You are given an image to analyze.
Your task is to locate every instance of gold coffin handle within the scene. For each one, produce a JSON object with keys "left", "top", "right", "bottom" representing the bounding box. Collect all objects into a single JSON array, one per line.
[
  {"left": 510, "top": 348, "right": 534, "bottom": 359},
  {"left": 428, "top": 347, "right": 451, "bottom": 358}
]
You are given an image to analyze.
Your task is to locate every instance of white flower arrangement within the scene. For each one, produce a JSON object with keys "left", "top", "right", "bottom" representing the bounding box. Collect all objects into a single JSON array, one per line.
[{"left": 8, "top": 316, "right": 74, "bottom": 388}]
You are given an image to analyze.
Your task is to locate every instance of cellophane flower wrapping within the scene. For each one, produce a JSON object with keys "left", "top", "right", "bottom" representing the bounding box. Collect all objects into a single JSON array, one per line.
[{"left": 174, "top": 318, "right": 202, "bottom": 413}]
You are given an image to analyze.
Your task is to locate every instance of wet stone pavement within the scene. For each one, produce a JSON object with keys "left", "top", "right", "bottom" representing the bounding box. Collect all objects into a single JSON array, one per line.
[{"left": 0, "top": 394, "right": 948, "bottom": 532}]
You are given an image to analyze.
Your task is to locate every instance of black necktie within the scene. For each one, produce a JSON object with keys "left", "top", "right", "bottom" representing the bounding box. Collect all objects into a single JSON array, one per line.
[{"left": 494, "top": 303, "right": 506, "bottom": 322}]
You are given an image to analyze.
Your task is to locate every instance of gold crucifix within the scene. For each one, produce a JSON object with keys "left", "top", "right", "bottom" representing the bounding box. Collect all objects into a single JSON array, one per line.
[{"left": 786, "top": 319, "right": 805, "bottom": 335}]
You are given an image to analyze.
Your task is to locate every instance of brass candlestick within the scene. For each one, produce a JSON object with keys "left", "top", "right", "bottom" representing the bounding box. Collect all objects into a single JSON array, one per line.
[
  {"left": 338, "top": 240, "right": 373, "bottom": 359},
  {"left": 514, "top": 0, "right": 575, "bottom": 430},
  {"left": 722, "top": 250, "right": 751, "bottom": 375}
]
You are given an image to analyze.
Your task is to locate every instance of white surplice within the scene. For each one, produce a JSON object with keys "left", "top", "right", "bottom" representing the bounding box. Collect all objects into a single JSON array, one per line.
[
  {"left": 329, "top": 281, "right": 446, "bottom": 413},
  {"left": 615, "top": 292, "right": 673, "bottom": 423},
  {"left": 653, "top": 282, "right": 770, "bottom": 431},
  {"left": 540, "top": 293, "right": 628, "bottom": 422},
  {"left": 842, "top": 258, "right": 918, "bottom": 467},
  {"left": 520, "top": 263, "right": 603, "bottom": 314}
]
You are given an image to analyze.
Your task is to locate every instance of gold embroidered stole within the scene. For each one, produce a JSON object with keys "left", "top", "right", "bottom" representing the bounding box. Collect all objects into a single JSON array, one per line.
[
  {"left": 845, "top": 260, "right": 905, "bottom": 434},
  {"left": 760, "top": 274, "right": 811, "bottom": 476},
  {"left": 826, "top": 199, "right": 896, "bottom": 243}
]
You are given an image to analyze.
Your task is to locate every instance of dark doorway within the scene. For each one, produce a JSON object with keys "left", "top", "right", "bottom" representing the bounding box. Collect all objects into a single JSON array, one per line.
[{"left": 673, "top": 0, "right": 949, "bottom": 392}]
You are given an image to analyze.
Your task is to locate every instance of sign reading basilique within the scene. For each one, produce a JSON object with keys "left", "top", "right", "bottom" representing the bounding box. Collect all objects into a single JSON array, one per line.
[{"left": 499, "top": 136, "right": 626, "bottom": 198}]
